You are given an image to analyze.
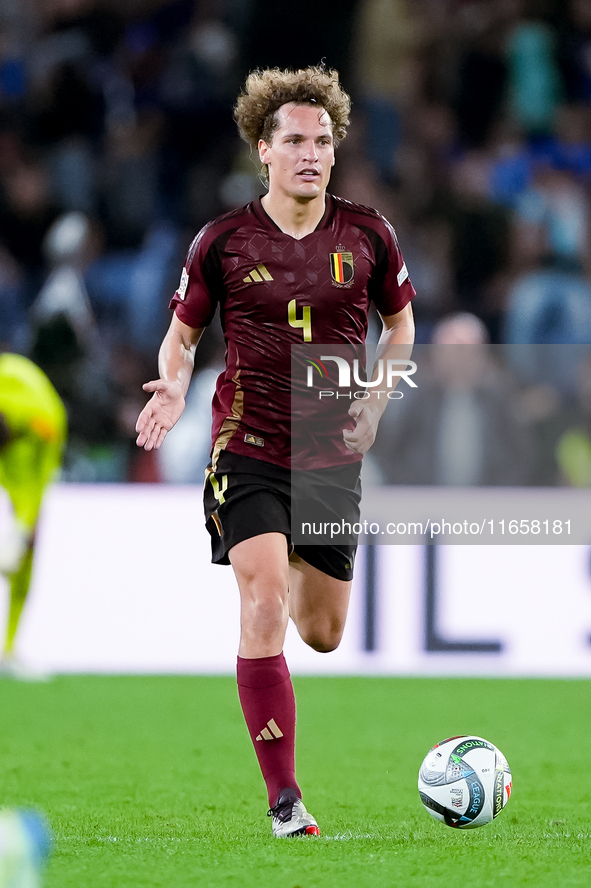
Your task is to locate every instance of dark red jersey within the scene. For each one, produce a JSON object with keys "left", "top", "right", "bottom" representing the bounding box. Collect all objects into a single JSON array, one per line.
[{"left": 169, "top": 194, "right": 415, "bottom": 469}]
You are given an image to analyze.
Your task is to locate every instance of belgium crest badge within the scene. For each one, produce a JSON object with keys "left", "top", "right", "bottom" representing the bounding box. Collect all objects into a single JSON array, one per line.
[{"left": 329, "top": 250, "right": 354, "bottom": 285}]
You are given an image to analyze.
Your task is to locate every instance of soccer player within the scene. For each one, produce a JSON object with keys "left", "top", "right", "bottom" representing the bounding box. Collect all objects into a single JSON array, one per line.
[
  {"left": 136, "top": 65, "right": 415, "bottom": 836},
  {"left": 0, "top": 353, "right": 67, "bottom": 679}
]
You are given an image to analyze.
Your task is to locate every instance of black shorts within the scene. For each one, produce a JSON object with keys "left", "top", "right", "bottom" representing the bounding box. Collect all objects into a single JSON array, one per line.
[{"left": 203, "top": 450, "right": 361, "bottom": 582}]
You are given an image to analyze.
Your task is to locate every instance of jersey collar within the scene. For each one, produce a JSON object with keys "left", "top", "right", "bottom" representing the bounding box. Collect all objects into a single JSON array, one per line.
[{"left": 252, "top": 193, "right": 334, "bottom": 236}]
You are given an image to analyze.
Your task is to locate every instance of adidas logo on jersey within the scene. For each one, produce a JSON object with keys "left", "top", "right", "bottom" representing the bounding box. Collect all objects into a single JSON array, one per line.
[
  {"left": 243, "top": 264, "right": 273, "bottom": 284},
  {"left": 256, "top": 719, "right": 284, "bottom": 741}
]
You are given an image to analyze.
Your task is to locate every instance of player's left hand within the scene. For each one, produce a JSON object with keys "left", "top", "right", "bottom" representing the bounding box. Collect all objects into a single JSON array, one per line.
[{"left": 342, "top": 400, "right": 382, "bottom": 455}]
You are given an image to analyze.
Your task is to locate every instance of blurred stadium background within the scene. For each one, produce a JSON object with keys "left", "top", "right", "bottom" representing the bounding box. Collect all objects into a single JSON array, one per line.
[{"left": 1, "top": 0, "right": 591, "bottom": 678}]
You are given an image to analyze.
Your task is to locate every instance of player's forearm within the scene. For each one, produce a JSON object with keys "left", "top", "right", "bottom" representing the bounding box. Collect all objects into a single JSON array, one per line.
[
  {"left": 157, "top": 324, "right": 202, "bottom": 397},
  {"left": 370, "top": 303, "right": 415, "bottom": 414},
  {"left": 377, "top": 303, "right": 415, "bottom": 352}
]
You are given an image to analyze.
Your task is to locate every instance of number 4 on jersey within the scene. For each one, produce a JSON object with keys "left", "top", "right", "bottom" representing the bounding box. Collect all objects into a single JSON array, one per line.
[{"left": 288, "top": 299, "right": 312, "bottom": 342}]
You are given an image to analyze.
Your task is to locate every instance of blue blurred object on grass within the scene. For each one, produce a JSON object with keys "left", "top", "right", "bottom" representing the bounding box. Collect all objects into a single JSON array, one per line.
[{"left": 0, "top": 810, "right": 51, "bottom": 888}]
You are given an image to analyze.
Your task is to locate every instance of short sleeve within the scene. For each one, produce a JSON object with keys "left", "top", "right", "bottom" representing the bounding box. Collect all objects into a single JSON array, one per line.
[
  {"left": 367, "top": 216, "right": 416, "bottom": 317},
  {"left": 169, "top": 224, "right": 222, "bottom": 328}
]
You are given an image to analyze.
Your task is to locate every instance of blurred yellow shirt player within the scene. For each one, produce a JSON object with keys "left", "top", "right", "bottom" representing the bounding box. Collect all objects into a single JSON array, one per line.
[{"left": 0, "top": 353, "right": 66, "bottom": 678}]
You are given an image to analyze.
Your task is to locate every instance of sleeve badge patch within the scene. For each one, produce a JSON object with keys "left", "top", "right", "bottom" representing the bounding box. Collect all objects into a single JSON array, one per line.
[{"left": 176, "top": 267, "right": 189, "bottom": 300}]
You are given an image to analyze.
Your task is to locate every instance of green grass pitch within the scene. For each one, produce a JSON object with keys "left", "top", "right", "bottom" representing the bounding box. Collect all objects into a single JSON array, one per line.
[{"left": 1, "top": 675, "right": 590, "bottom": 887}]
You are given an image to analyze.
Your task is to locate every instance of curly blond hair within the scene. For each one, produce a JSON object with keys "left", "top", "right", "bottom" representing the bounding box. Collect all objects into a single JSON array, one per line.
[{"left": 234, "top": 65, "right": 351, "bottom": 181}]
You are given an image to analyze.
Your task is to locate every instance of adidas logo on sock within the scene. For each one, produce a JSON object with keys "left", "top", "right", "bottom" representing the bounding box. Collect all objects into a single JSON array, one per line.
[
  {"left": 256, "top": 718, "right": 284, "bottom": 741},
  {"left": 243, "top": 264, "right": 273, "bottom": 284}
]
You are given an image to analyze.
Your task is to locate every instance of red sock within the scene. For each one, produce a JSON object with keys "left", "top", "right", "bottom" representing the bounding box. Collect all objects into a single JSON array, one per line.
[{"left": 237, "top": 653, "right": 301, "bottom": 807}]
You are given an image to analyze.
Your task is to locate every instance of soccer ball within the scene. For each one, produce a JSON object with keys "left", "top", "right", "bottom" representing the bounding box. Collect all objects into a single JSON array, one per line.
[{"left": 418, "top": 735, "right": 512, "bottom": 829}]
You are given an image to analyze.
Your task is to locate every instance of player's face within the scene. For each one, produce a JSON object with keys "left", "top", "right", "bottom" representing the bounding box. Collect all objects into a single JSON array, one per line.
[{"left": 259, "top": 102, "right": 335, "bottom": 200}]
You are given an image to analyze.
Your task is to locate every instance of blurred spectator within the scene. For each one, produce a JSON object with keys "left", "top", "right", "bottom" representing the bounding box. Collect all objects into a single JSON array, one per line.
[
  {"left": 488, "top": 119, "right": 537, "bottom": 209},
  {"left": 512, "top": 162, "right": 590, "bottom": 275},
  {"left": 373, "top": 313, "right": 535, "bottom": 485},
  {"left": 0, "top": 155, "right": 60, "bottom": 349},
  {"left": 29, "top": 212, "right": 131, "bottom": 481},
  {"left": 98, "top": 114, "right": 163, "bottom": 249},
  {"left": 0, "top": 158, "right": 59, "bottom": 282},
  {"left": 26, "top": 0, "right": 116, "bottom": 217},
  {"left": 84, "top": 217, "right": 180, "bottom": 357},
  {"left": 437, "top": 150, "right": 511, "bottom": 337},
  {"left": 453, "top": 6, "right": 507, "bottom": 149},
  {"left": 30, "top": 59, "right": 104, "bottom": 213},
  {"left": 353, "top": 0, "right": 425, "bottom": 181},
  {"left": 157, "top": 10, "right": 241, "bottom": 227},
  {"left": 559, "top": 0, "right": 591, "bottom": 104},
  {"left": 0, "top": 249, "right": 25, "bottom": 352},
  {"left": 82, "top": 109, "right": 181, "bottom": 357},
  {"left": 503, "top": 159, "right": 591, "bottom": 358},
  {"left": 527, "top": 103, "right": 591, "bottom": 186},
  {"left": 393, "top": 214, "right": 455, "bottom": 341},
  {"left": 505, "top": 5, "right": 565, "bottom": 138}
]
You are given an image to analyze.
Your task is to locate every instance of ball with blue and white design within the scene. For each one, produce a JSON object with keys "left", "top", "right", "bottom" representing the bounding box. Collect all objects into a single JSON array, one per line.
[
  {"left": 0, "top": 808, "right": 52, "bottom": 887},
  {"left": 418, "top": 735, "right": 512, "bottom": 829}
]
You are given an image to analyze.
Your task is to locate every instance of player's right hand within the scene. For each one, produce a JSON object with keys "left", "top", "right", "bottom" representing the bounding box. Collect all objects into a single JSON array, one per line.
[{"left": 135, "top": 379, "right": 186, "bottom": 451}]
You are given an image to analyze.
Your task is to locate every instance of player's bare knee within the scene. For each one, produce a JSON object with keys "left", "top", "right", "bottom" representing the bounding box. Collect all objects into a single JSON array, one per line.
[
  {"left": 237, "top": 564, "right": 288, "bottom": 601},
  {"left": 310, "top": 638, "right": 340, "bottom": 654},
  {"left": 300, "top": 623, "right": 344, "bottom": 653},
  {"left": 241, "top": 583, "right": 288, "bottom": 627}
]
